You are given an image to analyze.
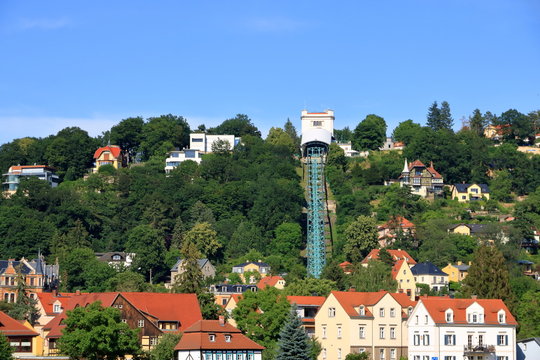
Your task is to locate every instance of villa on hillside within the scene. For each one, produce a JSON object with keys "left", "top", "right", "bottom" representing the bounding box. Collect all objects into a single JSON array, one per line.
[
  {"left": 398, "top": 159, "right": 444, "bottom": 198},
  {"left": 2, "top": 165, "right": 60, "bottom": 195},
  {"left": 93, "top": 145, "right": 125, "bottom": 172}
]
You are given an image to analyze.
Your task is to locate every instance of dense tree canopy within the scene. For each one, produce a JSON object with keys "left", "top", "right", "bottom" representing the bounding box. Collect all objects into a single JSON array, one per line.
[{"left": 352, "top": 114, "right": 387, "bottom": 151}]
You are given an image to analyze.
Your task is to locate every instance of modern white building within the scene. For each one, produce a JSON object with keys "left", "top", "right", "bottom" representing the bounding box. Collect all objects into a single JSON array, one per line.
[
  {"left": 300, "top": 110, "right": 334, "bottom": 156},
  {"left": 337, "top": 142, "right": 366, "bottom": 157},
  {"left": 2, "top": 165, "right": 60, "bottom": 195},
  {"left": 407, "top": 297, "right": 517, "bottom": 360},
  {"left": 165, "top": 149, "right": 204, "bottom": 173},
  {"left": 189, "top": 133, "right": 240, "bottom": 153}
]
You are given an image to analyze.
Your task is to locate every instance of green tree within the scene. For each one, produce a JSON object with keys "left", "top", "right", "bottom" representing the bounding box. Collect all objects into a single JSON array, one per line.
[
  {"left": 439, "top": 101, "right": 454, "bottom": 130},
  {"left": 149, "top": 333, "right": 181, "bottom": 360},
  {"left": 327, "top": 143, "right": 347, "bottom": 171},
  {"left": 391, "top": 120, "right": 422, "bottom": 145},
  {"left": 276, "top": 306, "right": 310, "bottom": 360},
  {"left": 126, "top": 225, "right": 167, "bottom": 281},
  {"left": 0, "top": 333, "right": 13, "bottom": 360},
  {"left": 345, "top": 353, "right": 369, "bottom": 360},
  {"left": 184, "top": 222, "right": 221, "bottom": 258},
  {"left": 352, "top": 114, "right": 387, "bottom": 151},
  {"left": 172, "top": 238, "right": 204, "bottom": 294},
  {"left": 284, "top": 119, "right": 301, "bottom": 154},
  {"left": 515, "top": 290, "right": 540, "bottom": 338},
  {"left": 58, "top": 301, "right": 140, "bottom": 360},
  {"left": 348, "top": 261, "right": 397, "bottom": 292},
  {"left": 188, "top": 201, "right": 216, "bottom": 227},
  {"left": 469, "top": 109, "right": 487, "bottom": 136},
  {"left": 197, "top": 291, "right": 226, "bottom": 320},
  {"left": 109, "top": 117, "right": 144, "bottom": 164},
  {"left": 266, "top": 127, "right": 296, "bottom": 154},
  {"left": 106, "top": 272, "right": 148, "bottom": 292},
  {"left": 8, "top": 268, "right": 40, "bottom": 325},
  {"left": 285, "top": 278, "right": 337, "bottom": 297},
  {"left": 460, "top": 245, "right": 515, "bottom": 307},
  {"left": 226, "top": 221, "right": 264, "bottom": 259},
  {"left": 499, "top": 109, "right": 534, "bottom": 144},
  {"left": 272, "top": 222, "right": 302, "bottom": 256},
  {"left": 140, "top": 114, "right": 190, "bottom": 160},
  {"left": 378, "top": 248, "right": 393, "bottom": 267},
  {"left": 208, "top": 114, "right": 261, "bottom": 137},
  {"left": 427, "top": 101, "right": 453, "bottom": 131},
  {"left": 490, "top": 170, "right": 513, "bottom": 202},
  {"left": 344, "top": 216, "right": 379, "bottom": 263},
  {"left": 334, "top": 127, "right": 353, "bottom": 143}
]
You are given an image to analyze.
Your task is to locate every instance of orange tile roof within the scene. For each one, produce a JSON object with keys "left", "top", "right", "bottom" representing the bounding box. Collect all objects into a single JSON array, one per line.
[
  {"left": 331, "top": 291, "right": 387, "bottom": 317},
  {"left": 388, "top": 292, "right": 417, "bottom": 309},
  {"left": 391, "top": 260, "right": 405, "bottom": 280},
  {"left": 427, "top": 162, "right": 442, "bottom": 179},
  {"left": 420, "top": 297, "right": 517, "bottom": 325},
  {"left": 362, "top": 249, "right": 417, "bottom": 265},
  {"left": 93, "top": 145, "right": 122, "bottom": 159},
  {"left": 174, "top": 320, "right": 265, "bottom": 350},
  {"left": 37, "top": 292, "right": 76, "bottom": 316},
  {"left": 256, "top": 276, "right": 284, "bottom": 289},
  {"left": 408, "top": 160, "right": 425, "bottom": 169},
  {"left": 287, "top": 296, "right": 326, "bottom": 307},
  {"left": 379, "top": 217, "right": 415, "bottom": 230},
  {"left": 339, "top": 261, "right": 354, "bottom": 273},
  {"left": 8, "top": 165, "right": 56, "bottom": 173},
  {"left": 0, "top": 311, "right": 38, "bottom": 337}
]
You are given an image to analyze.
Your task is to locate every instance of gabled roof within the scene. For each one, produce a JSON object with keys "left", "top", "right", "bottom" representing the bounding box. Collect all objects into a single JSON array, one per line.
[
  {"left": 339, "top": 261, "right": 353, "bottom": 273},
  {"left": 379, "top": 217, "right": 415, "bottom": 230},
  {"left": 0, "top": 311, "right": 38, "bottom": 337},
  {"left": 426, "top": 162, "right": 442, "bottom": 179},
  {"left": 331, "top": 291, "right": 387, "bottom": 318},
  {"left": 175, "top": 320, "right": 265, "bottom": 351},
  {"left": 232, "top": 261, "right": 269, "bottom": 268},
  {"left": 448, "top": 223, "right": 491, "bottom": 234},
  {"left": 452, "top": 183, "right": 490, "bottom": 193},
  {"left": 37, "top": 292, "right": 75, "bottom": 316},
  {"left": 287, "top": 296, "right": 326, "bottom": 307},
  {"left": 171, "top": 258, "right": 211, "bottom": 272},
  {"left": 411, "top": 262, "right": 447, "bottom": 276},
  {"left": 257, "top": 276, "right": 284, "bottom": 289},
  {"left": 93, "top": 145, "right": 122, "bottom": 159},
  {"left": 95, "top": 252, "right": 131, "bottom": 262},
  {"left": 419, "top": 297, "right": 517, "bottom": 325},
  {"left": 361, "top": 249, "right": 417, "bottom": 265},
  {"left": 408, "top": 160, "right": 426, "bottom": 169},
  {"left": 7, "top": 165, "right": 56, "bottom": 173},
  {"left": 391, "top": 260, "right": 407, "bottom": 280},
  {"left": 0, "top": 260, "right": 33, "bottom": 275},
  {"left": 211, "top": 284, "right": 258, "bottom": 293}
]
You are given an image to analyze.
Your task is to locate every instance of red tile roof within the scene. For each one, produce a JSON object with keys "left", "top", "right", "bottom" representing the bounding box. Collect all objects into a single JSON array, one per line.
[
  {"left": 339, "top": 261, "right": 354, "bottom": 273},
  {"left": 174, "top": 320, "right": 265, "bottom": 350},
  {"left": 37, "top": 292, "right": 76, "bottom": 316},
  {"left": 420, "top": 297, "right": 517, "bottom": 325},
  {"left": 426, "top": 162, "right": 442, "bottom": 179},
  {"left": 408, "top": 160, "right": 425, "bottom": 169},
  {"left": 0, "top": 311, "right": 38, "bottom": 337},
  {"left": 331, "top": 291, "right": 386, "bottom": 317},
  {"left": 93, "top": 145, "right": 122, "bottom": 159},
  {"left": 287, "top": 296, "right": 326, "bottom": 307},
  {"left": 379, "top": 217, "right": 416, "bottom": 230},
  {"left": 391, "top": 260, "right": 405, "bottom": 280},
  {"left": 257, "top": 276, "right": 284, "bottom": 289},
  {"left": 362, "top": 249, "right": 417, "bottom": 265}
]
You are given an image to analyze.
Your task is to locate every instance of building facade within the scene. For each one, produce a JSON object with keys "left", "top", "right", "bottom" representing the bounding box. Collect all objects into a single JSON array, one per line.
[
  {"left": 411, "top": 262, "right": 449, "bottom": 293},
  {"left": 170, "top": 258, "right": 216, "bottom": 287},
  {"left": 165, "top": 149, "right": 204, "bottom": 172},
  {"left": 2, "top": 165, "right": 59, "bottom": 195},
  {"left": 0, "top": 257, "right": 58, "bottom": 303},
  {"left": 399, "top": 159, "right": 444, "bottom": 198},
  {"left": 93, "top": 145, "right": 125, "bottom": 172},
  {"left": 442, "top": 262, "right": 471, "bottom": 283},
  {"left": 450, "top": 184, "right": 491, "bottom": 202},
  {"left": 407, "top": 297, "right": 517, "bottom": 360},
  {"left": 231, "top": 262, "right": 270, "bottom": 284},
  {"left": 189, "top": 133, "right": 240, "bottom": 153}
]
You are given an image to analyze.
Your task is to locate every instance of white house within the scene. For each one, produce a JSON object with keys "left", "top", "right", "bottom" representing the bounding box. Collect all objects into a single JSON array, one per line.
[
  {"left": 407, "top": 297, "right": 517, "bottom": 360},
  {"left": 175, "top": 319, "right": 264, "bottom": 360},
  {"left": 165, "top": 149, "right": 204, "bottom": 173},
  {"left": 189, "top": 133, "right": 240, "bottom": 153}
]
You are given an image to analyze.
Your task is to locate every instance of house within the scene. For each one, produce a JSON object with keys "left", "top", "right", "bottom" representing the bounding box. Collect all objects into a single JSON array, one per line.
[
  {"left": 450, "top": 183, "right": 491, "bottom": 202},
  {"left": 407, "top": 297, "right": 517, "bottom": 360},
  {"left": 379, "top": 138, "right": 404, "bottom": 151},
  {"left": 447, "top": 223, "right": 508, "bottom": 243},
  {"left": 391, "top": 260, "right": 416, "bottom": 300},
  {"left": 257, "top": 276, "right": 285, "bottom": 290},
  {"left": 484, "top": 124, "right": 510, "bottom": 141},
  {"left": 0, "top": 311, "right": 40, "bottom": 358},
  {"left": 2, "top": 165, "right": 60, "bottom": 195},
  {"left": 231, "top": 262, "right": 270, "bottom": 283},
  {"left": 339, "top": 261, "right": 354, "bottom": 275},
  {"left": 170, "top": 258, "right": 216, "bottom": 287},
  {"left": 93, "top": 145, "right": 125, "bottom": 172},
  {"left": 35, "top": 291, "right": 75, "bottom": 327},
  {"left": 0, "top": 257, "right": 59, "bottom": 303},
  {"left": 95, "top": 252, "right": 134, "bottom": 269},
  {"left": 361, "top": 249, "right": 417, "bottom": 266},
  {"left": 517, "top": 260, "right": 538, "bottom": 280},
  {"left": 165, "top": 149, "right": 204, "bottom": 172},
  {"left": 223, "top": 294, "right": 243, "bottom": 327},
  {"left": 337, "top": 142, "right": 363, "bottom": 157},
  {"left": 315, "top": 290, "right": 416, "bottom": 360},
  {"left": 410, "top": 262, "right": 448, "bottom": 293},
  {"left": 175, "top": 319, "right": 264, "bottom": 360},
  {"left": 189, "top": 133, "right": 240, "bottom": 153},
  {"left": 43, "top": 292, "right": 202, "bottom": 355},
  {"left": 442, "top": 261, "right": 471, "bottom": 283},
  {"left": 398, "top": 159, "right": 444, "bottom": 198},
  {"left": 287, "top": 296, "right": 326, "bottom": 338},
  {"left": 377, "top": 217, "right": 416, "bottom": 247},
  {"left": 210, "top": 284, "right": 258, "bottom": 307},
  {"left": 517, "top": 337, "right": 540, "bottom": 360}
]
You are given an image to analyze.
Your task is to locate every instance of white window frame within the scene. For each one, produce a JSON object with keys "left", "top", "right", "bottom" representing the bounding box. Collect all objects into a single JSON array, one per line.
[
  {"left": 359, "top": 326, "right": 365, "bottom": 339},
  {"left": 328, "top": 307, "right": 336, "bottom": 317},
  {"left": 390, "top": 327, "right": 396, "bottom": 339},
  {"left": 390, "top": 308, "right": 396, "bottom": 317},
  {"left": 379, "top": 308, "right": 385, "bottom": 317},
  {"left": 138, "top": 319, "right": 144, "bottom": 327},
  {"left": 379, "top": 326, "right": 385, "bottom": 339}
]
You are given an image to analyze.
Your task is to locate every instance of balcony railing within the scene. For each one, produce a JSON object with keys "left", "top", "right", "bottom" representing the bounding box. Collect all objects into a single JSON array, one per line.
[{"left": 463, "top": 344, "right": 495, "bottom": 354}]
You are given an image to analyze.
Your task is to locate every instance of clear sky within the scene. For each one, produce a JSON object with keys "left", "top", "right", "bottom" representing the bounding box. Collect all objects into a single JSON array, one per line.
[{"left": 1, "top": 0, "right": 539, "bottom": 144}]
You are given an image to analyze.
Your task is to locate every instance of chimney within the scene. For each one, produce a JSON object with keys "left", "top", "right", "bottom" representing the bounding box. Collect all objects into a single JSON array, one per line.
[
  {"left": 75, "top": 290, "right": 81, "bottom": 296},
  {"left": 53, "top": 289, "right": 57, "bottom": 297},
  {"left": 471, "top": 295, "right": 477, "bottom": 299},
  {"left": 348, "top": 287, "right": 356, "bottom": 292},
  {"left": 218, "top": 316, "right": 225, "bottom": 326},
  {"left": 457, "top": 261, "right": 462, "bottom": 265}
]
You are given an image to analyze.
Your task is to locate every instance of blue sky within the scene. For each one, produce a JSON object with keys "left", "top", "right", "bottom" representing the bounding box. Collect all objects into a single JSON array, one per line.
[{"left": 1, "top": 0, "right": 539, "bottom": 144}]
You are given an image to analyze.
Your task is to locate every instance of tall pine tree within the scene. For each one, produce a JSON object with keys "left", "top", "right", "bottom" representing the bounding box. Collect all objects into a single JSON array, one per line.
[
  {"left": 469, "top": 109, "right": 486, "bottom": 136},
  {"left": 438, "top": 101, "right": 454, "bottom": 131},
  {"left": 276, "top": 306, "right": 311, "bottom": 360},
  {"left": 171, "top": 239, "right": 203, "bottom": 294},
  {"left": 426, "top": 101, "right": 441, "bottom": 130}
]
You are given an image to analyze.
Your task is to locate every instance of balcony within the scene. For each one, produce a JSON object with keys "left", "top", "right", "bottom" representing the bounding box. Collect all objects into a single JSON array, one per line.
[{"left": 463, "top": 344, "right": 495, "bottom": 354}]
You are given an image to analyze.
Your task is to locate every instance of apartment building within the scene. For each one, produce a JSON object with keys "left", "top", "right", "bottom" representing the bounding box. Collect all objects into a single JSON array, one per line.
[{"left": 315, "top": 291, "right": 416, "bottom": 360}]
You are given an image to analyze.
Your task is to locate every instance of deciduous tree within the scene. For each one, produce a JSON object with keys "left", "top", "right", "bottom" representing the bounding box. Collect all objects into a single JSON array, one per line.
[
  {"left": 344, "top": 216, "right": 379, "bottom": 262},
  {"left": 352, "top": 115, "right": 387, "bottom": 151}
]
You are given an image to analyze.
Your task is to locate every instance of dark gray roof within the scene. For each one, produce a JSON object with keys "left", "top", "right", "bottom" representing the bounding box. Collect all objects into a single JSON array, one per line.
[
  {"left": 454, "top": 264, "right": 470, "bottom": 271},
  {"left": 0, "top": 260, "right": 32, "bottom": 274},
  {"left": 171, "top": 258, "right": 210, "bottom": 272},
  {"left": 233, "top": 261, "right": 269, "bottom": 268},
  {"left": 517, "top": 337, "right": 540, "bottom": 346},
  {"left": 453, "top": 183, "right": 490, "bottom": 193},
  {"left": 211, "top": 284, "right": 258, "bottom": 293},
  {"left": 448, "top": 223, "right": 491, "bottom": 234},
  {"left": 96, "top": 252, "right": 129, "bottom": 262},
  {"left": 411, "top": 262, "right": 447, "bottom": 276}
]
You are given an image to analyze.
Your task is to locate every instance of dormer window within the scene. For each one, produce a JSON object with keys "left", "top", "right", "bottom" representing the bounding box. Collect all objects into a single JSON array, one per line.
[
  {"left": 225, "top": 335, "right": 231, "bottom": 342},
  {"left": 236, "top": 287, "right": 241, "bottom": 292},
  {"left": 498, "top": 310, "right": 506, "bottom": 323},
  {"left": 209, "top": 334, "right": 216, "bottom": 342},
  {"left": 53, "top": 304, "right": 61, "bottom": 313},
  {"left": 445, "top": 309, "right": 453, "bottom": 323},
  {"left": 112, "top": 255, "right": 121, "bottom": 261},
  {"left": 359, "top": 306, "right": 365, "bottom": 316},
  {"left": 408, "top": 307, "right": 413, "bottom": 316}
]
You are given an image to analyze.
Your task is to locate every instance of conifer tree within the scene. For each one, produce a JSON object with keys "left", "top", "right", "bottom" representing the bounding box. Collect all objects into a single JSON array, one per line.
[
  {"left": 172, "top": 239, "right": 204, "bottom": 294},
  {"left": 0, "top": 333, "right": 13, "bottom": 360},
  {"left": 469, "top": 109, "right": 486, "bottom": 136},
  {"left": 438, "top": 101, "right": 454, "bottom": 131},
  {"left": 460, "top": 245, "right": 515, "bottom": 308},
  {"left": 8, "top": 266, "right": 39, "bottom": 325},
  {"left": 426, "top": 101, "right": 441, "bottom": 130},
  {"left": 378, "top": 248, "right": 394, "bottom": 267},
  {"left": 276, "top": 306, "right": 311, "bottom": 360},
  {"left": 284, "top": 118, "right": 301, "bottom": 154}
]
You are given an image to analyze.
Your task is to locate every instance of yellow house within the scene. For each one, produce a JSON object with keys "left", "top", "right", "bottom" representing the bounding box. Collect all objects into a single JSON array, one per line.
[
  {"left": 442, "top": 261, "right": 471, "bottom": 282},
  {"left": 224, "top": 294, "right": 243, "bottom": 327},
  {"left": 450, "top": 183, "right": 490, "bottom": 202},
  {"left": 315, "top": 291, "right": 416, "bottom": 360},
  {"left": 391, "top": 260, "right": 416, "bottom": 300},
  {"left": 231, "top": 261, "right": 270, "bottom": 284},
  {"left": 93, "top": 145, "right": 125, "bottom": 173}
]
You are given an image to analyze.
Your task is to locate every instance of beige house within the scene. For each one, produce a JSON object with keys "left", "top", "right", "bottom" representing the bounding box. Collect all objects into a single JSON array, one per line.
[
  {"left": 391, "top": 260, "right": 416, "bottom": 300},
  {"left": 231, "top": 261, "right": 270, "bottom": 283},
  {"left": 315, "top": 291, "right": 416, "bottom": 360},
  {"left": 450, "top": 183, "right": 490, "bottom": 202},
  {"left": 169, "top": 258, "right": 215, "bottom": 288},
  {"left": 441, "top": 261, "right": 471, "bottom": 282}
]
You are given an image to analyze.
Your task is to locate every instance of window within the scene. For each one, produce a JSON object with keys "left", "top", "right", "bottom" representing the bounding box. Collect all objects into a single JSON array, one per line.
[
  {"left": 379, "top": 349, "right": 385, "bottom": 360},
  {"left": 225, "top": 335, "right": 231, "bottom": 342},
  {"left": 390, "top": 308, "right": 396, "bottom": 317},
  {"left": 359, "top": 306, "right": 365, "bottom": 316},
  {"left": 117, "top": 304, "right": 123, "bottom": 309},
  {"left": 444, "top": 357, "right": 456, "bottom": 360},
  {"left": 414, "top": 357, "right": 420, "bottom": 360},
  {"left": 236, "top": 287, "right": 242, "bottom": 292},
  {"left": 313, "top": 121, "right": 322, "bottom": 127},
  {"left": 379, "top": 308, "right": 385, "bottom": 317},
  {"left": 359, "top": 326, "right": 365, "bottom": 339},
  {"left": 423, "top": 356, "right": 429, "bottom": 360},
  {"left": 479, "top": 335, "right": 484, "bottom": 346},
  {"left": 497, "top": 335, "right": 508, "bottom": 346},
  {"left": 192, "top": 138, "right": 204, "bottom": 142},
  {"left": 408, "top": 307, "right": 413, "bottom": 316},
  {"left": 150, "top": 337, "right": 158, "bottom": 346},
  {"left": 322, "top": 326, "right": 327, "bottom": 339},
  {"left": 390, "top": 327, "right": 396, "bottom": 339},
  {"left": 209, "top": 334, "right": 216, "bottom": 342},
  {"left": 222, "top": 298, "right": 228, "bottom": 306},
  {"left": 328, "top": 308, "right": 336, "bottom": 317},
  {"left": 424, "top": 315, "right": 428, "bottom": 324},
  {"left": 444, "top": 334, "right": 456, "bottom": 346},
  {"left": 468, "top": 335, "right": 473, "bottom": 347},
  {"left": 337, "top": 326, "right": 342, "bottom": 339},
  {"left": 379, "top": 327, "right": 385, "bottom": 339},
  {"left": 446, "top": 311, "right": 453, "bottom": 322},
  {"left": 112, "top": 255, "right": 121, "bottom": 261},
  {"left": 53, "top": 304, "right": 61, "bottom": 313},
  {"left": 496, "top": 357, "right": 509, "bottom": 360},
  {"left": 138, "top": 320, "right": 144, "bottom": 327},
  {"left": 413, "top": 334, "right": 420, "bottom": 346},
  {"left": 472, "top": 313, "right": 478, "bottom": 323},
  {"left": 498, "top": 311, "right": 506, "bottom": 323},
  {"left": 337, "top": 348, "right": 342, "bottom": 360},
  {"left": 415, "top": 315, "right": 419, "bottom": 324},
  {"left": 423, "top": 334, "right": 430, "bottom": 346},
  {"left": 322, "top": 348, "right": 327, "bottom": 359},
  {"left": 390, "top": 349, "right": 396, "bottom": 360},
  {"left": 122, "top": 319, "right": 127, "bottom": 323}
]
